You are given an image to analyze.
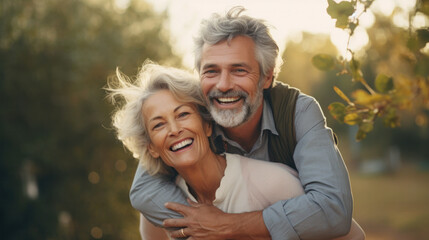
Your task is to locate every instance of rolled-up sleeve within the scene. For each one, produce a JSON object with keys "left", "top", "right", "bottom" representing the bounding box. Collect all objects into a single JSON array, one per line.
[
  {"left": 129, "top": 164, "right": 187, "bottom": 227},
  {"left": 263, "top": 94, "right": 353, "bottom": 240}
]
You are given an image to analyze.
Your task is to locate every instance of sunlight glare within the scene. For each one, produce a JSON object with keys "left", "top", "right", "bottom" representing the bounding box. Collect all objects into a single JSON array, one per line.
[
  {"left": 413, "top": 13, "right": 429, "bottom": 29},
  {"left": 371, "top": 0, "right": 396, "bottom": 16},
  {"left": 114, "top": 0, "right": 130, "bottom": 9}
]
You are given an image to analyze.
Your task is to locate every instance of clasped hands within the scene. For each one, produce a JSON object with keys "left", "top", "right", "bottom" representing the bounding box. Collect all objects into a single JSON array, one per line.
[{"left": 163, "top": 199, "right": 230, "bottom": 240}]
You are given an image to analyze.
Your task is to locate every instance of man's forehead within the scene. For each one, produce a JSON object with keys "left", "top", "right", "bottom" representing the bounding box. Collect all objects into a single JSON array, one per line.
[{"left": 200, "top": 37, "right": 257, "bottom": 67}]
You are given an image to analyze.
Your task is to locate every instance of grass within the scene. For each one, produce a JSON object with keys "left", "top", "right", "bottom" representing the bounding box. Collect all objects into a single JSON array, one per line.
[{"left": 350, "top": 164, "right": 429, "bottom": 240}]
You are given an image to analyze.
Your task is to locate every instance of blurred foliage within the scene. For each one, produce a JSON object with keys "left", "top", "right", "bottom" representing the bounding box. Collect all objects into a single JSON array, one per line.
[
  {"left": 280, "top": 27, "right": 429, "bottom": 163},
  {"left": 0, "top": 0, "right": 180, "bottom": 239},
  {"left": 313, "top": 0, "right": 429, "bottom": 141}
]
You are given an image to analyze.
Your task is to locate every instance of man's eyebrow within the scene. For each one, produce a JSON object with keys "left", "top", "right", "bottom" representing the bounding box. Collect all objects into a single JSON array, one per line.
[
  {"left": 201, "top": 63, "right": 218, "bottom": 70},
  {"left": 201, "top": 62, "right": 252, "bottom": 70},
  {"left": 231, "top": 63, "right": 251, "bottom": 69}
]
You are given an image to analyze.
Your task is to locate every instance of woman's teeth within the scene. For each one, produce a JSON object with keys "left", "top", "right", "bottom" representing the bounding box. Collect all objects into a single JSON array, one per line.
[{"left": 171, "top": 139, "right": 193, "bottom": 151}]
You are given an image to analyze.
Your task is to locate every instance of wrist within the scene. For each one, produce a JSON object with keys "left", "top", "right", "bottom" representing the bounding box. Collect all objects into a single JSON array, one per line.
[{"left": 222, "top": 211, "right": 270, "bottom": 239}]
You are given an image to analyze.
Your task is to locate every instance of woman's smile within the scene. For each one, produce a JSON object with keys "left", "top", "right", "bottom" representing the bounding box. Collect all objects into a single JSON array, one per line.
[{"left": 170, "top": 138, "right": 194, "bottom": 152}]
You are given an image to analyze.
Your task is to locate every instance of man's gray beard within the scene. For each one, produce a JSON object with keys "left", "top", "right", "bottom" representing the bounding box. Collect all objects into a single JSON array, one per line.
[
  {"left": 207, "top": 87, "right": 264, "bottom": 128},
  {"left": 209, "top": 104, "right": 248, "bottom": 128}
]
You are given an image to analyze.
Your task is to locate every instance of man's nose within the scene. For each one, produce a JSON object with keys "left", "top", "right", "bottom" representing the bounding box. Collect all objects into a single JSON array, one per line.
[{"left": 216, "top": 71, "right": 233, "bottom": 92}]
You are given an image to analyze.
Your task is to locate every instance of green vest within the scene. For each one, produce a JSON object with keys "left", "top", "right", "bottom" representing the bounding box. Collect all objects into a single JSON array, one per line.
[{"left": 265, "top": 81, "right": 300, "bottom": 170}]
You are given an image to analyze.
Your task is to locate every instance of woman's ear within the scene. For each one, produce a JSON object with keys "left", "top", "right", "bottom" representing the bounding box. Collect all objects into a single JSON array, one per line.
[
  {"left": 204, "top": 121, "right": 212, "bottom": 137},
  {"left": 147, "top": 144, "right": 160, "bottom": 158}
]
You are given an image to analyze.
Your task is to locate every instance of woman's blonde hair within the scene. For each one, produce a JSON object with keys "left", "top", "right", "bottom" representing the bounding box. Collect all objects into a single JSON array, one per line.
[{"left": 106, "top": 61, "right": 211, "bottom": 176}]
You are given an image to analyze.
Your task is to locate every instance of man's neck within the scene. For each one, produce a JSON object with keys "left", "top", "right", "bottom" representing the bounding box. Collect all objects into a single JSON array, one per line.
[{"left": 223, "top": 102, "right": 264, "bottom": 152}]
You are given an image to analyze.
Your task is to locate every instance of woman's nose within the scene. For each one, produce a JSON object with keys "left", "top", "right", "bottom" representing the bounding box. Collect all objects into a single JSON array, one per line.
[{"left": 168, "top": 121, "right": 182, "bottom": 136}]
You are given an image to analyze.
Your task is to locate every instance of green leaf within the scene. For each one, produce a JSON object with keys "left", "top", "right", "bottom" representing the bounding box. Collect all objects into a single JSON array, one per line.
[
  {"left": 383, "top": 108, "right": 400, "bottom": 128},
  {"left": 417, "top": 1, "right": 429, "bottom": 18},
  {"left": 356, "top": 128, "right": 367, "bottom": 141},
  {"left": 327, "top": 0, "right": 355, "bottom": 19},
  {"left": 357, "top": 116, "right": 376, "bottom": 140},
  {"left": 360, "top": 122, "right": 374, "bottom": 133},
  {"left": 344, "top": 113, "right": 361, "bottom": 125},
  {"left": 375, "top": 74, "right": 394, "bottom": 93},
  {"left": 349, "top": 22, "right": 358, "bottom": 33},
  {"left": 327, "top": 0, "right": 355, "bottom": 29},
  {"left": 333, "top": 86, "right": 353, "bottom": 104},
  {"left": 328, "top": 102, "right": 347, "bottom": 122},
  {"left": 335, "top": 16, "right": 350, "bottom": 29},
  {"left": 363, "top": 0, "right": 375, "bottom": 9},
  {"left": 312, "top": 54, "right": 336, "bottom": 71},
  {"left": 407, "top": 36, "right": 420, "bottom": 52},
  {"left": 349, "top": 58, "right": 363, "bottom": 81},
  {"left": 415, "top": 55, "right": 429, "bottom": 77},
  {"left": 417, "top": 28, "right": 429, "bottom": 48}
]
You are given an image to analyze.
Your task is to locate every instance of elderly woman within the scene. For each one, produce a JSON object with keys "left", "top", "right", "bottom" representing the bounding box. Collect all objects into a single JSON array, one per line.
[{"left": 107, "top": 62, "right": 365, "bottom": 240}]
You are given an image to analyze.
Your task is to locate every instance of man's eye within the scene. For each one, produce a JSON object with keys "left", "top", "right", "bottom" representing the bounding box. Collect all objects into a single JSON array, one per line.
[
  {"left": 233, "top": 68, "right": 247, "bottom": 74},
  {"left": 203, "top": 70, "right": 218, "bottom": 76}
]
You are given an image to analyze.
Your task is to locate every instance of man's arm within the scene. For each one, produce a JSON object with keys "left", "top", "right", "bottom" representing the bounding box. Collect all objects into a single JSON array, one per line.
[
  {"left": 164, "top": 200, "right": 270, "bottom": 240},
  {"left": 129, "top": 163, "right": 188, "bottom": 226},
  {"left": 263, "top": 94, "right": 353, "bottom": 240}
]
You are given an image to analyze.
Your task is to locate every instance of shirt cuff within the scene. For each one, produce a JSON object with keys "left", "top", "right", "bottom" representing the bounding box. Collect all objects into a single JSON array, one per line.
[{"left": 262, "top": 201, "right": 300, "bottom": 240}]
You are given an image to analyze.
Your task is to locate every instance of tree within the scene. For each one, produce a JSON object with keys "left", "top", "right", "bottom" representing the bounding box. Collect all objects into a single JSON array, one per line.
[
  {"left": 0, "top": 0, "right": 180, "bottom": 239},
  {"left": 313, "top": 0, "right": 429, "bottom": 140}
]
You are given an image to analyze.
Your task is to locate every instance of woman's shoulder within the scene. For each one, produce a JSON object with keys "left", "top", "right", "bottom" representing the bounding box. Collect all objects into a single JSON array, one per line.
[
  {"left": 226, "top": 153, "right": 304, "bottom": 203},
  {"left": 226, "top": 153, "right": 298, "bottom": 178}
]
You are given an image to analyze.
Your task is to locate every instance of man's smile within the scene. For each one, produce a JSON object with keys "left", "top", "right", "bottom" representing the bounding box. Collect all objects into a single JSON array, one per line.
[{"left": 216, "top": 96, "right": 242, "bottom": 104}]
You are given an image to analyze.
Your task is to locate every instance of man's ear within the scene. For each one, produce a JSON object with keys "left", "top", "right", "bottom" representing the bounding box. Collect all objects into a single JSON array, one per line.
[
  {"left": 263, "top": 70, "right": 274, "bottom": 89},
  {"left": 147, "top": 144, "right": 160, "bottom": 158}
]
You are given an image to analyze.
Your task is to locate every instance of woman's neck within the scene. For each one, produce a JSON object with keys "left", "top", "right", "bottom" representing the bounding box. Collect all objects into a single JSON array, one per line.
[{"left": 177, "top": 153, "right": 226, "bottom": 204}]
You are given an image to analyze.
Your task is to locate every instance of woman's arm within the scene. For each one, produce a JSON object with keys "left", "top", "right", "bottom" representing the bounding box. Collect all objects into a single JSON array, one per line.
[{"left": 140, "top": 213, "right": 170, "bottom": 240}]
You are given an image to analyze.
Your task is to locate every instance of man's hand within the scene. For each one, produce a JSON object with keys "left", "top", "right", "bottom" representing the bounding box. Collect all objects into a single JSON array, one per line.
[
  {"left": 163, "top": 199, "right": 271, "bottom": 240},
  {"left": 163, "top": 199, "right": 230, "bottom": 240}
]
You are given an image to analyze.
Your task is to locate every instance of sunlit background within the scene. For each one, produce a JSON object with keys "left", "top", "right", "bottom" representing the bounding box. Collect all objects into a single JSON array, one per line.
[{"left": 1, "top": 0, "right": 428, "bottom": 239}]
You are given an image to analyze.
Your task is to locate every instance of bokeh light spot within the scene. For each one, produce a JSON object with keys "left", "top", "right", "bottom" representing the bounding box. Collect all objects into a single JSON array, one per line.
[{"left": 88, "top": 171, "right": 100, "bottom": 184}]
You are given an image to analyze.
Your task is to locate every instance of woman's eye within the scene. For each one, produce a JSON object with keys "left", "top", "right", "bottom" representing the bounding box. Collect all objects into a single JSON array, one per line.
[
  {"left": 152, "top": 122, "right": 164, "bottom": 130},
  {"left": 178, "top": 112, "right": 190, "bottom": 118}
]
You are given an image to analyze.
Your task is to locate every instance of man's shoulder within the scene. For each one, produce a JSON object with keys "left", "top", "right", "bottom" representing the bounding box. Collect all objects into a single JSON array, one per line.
[
  {"left": 269, "top": 81, "right": 319, "bottom": 116},
  {"left": 295, "top": 92, "right": 319, "bottom": 115}
]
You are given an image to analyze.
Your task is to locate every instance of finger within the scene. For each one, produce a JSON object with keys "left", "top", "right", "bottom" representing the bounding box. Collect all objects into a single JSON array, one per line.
[
  {"left": 187, "top": 198, "right": 199, "bottom": 207},
  {"left": 163, "top": 218, "right": 188, "bottom": 228},
  {"left": 165, "top": 202, "right": 191, "bottom": 215},
  {"left": 169, "top": 228, "right": 189, "bottom": 239}
]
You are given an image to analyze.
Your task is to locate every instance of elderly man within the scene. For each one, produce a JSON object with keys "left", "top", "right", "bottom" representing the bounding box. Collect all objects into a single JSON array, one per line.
[{"left": 130, "top": 6, "right": 353, "bottom": 240}]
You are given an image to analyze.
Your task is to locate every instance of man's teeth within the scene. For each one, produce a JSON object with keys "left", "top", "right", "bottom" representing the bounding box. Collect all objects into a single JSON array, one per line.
[
  {"left": 171, "top": 139, "right": 193, "bottom": 151},
  {"left": 217, "top": 97, "right": 240, "bottom": 103}
]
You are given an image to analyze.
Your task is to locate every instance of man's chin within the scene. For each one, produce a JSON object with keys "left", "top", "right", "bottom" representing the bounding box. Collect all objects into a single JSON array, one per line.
[{"left": 210, "top": 109, "right": 247, "bottom": 128}]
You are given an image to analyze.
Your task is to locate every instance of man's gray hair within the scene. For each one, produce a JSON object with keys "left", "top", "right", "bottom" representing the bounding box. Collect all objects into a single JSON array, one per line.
[{"left": 194, "top": 6, "right": 283, "bottom": 82}]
